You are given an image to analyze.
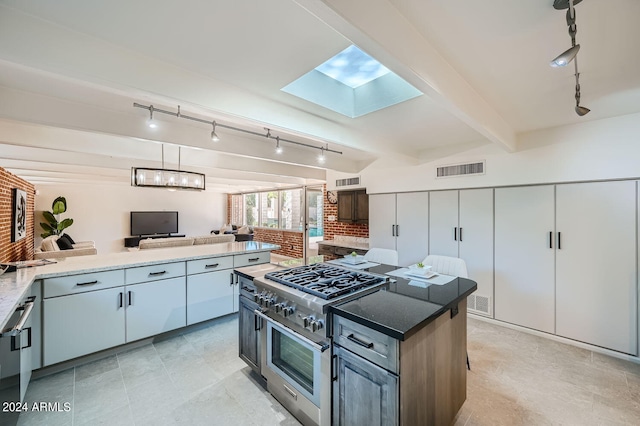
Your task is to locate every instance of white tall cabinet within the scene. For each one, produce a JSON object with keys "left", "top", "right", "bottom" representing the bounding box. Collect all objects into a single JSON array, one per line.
[
  {"left": 429, "top": 189, "right": 494, "bottom": 315},
  {"left": 555, "top": 181, "right": 637, "bottom": 355},
  {"left": 369, "top": 192, "right": 429, "bottom": 266},
  {"left": 494, "top": 186, "right": 556, "bottom": 333}
]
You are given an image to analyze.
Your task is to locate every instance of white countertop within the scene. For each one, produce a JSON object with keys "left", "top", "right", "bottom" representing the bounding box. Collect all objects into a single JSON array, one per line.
[{"left": 0, "top": 241, "right": 279, "bottom": 331}]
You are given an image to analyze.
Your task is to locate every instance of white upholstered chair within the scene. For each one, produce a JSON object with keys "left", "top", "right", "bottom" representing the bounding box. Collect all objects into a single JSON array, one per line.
[
  {"left": 363, "top": 248, "right": 399, "bottom": 266},
  {"left": 422, "top": 254, "right": 471, "bottom": 370},
  {"left": 421, "top": 255, "right": 468, "bottom": 278}
]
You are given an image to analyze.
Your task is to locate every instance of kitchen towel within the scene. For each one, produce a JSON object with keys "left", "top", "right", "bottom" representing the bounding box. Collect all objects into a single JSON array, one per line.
[{"left": 386, "top": 268, "right": 456, "bottom": 285}]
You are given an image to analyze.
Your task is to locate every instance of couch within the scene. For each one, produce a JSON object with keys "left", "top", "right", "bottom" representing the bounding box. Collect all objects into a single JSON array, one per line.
[
  {"left": 212, "top": 224, "right": 254, "bottom": 242},
  {"left": 34, "top": 235, "right": 97, "bottom": 259},
  {"left": 138, "top": 234, "right": 235, "bottom": 250}
]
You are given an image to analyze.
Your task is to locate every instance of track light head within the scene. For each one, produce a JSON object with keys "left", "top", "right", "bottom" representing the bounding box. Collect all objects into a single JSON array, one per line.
[
  {"left": 211, "top": 121, "right": 220, "bottom": 142},
  {"left": 317, "top": 147, "right": 326, "bottom": 164},
  {"left": 275, "top": 137, "right": 283, "bottom": 154},
  {"left": 550, "top": 44, "right": 580, "bottom": 68},
  {"left": 575, "top": 105, "right": 590, "bottom": 116},
  {"left": 147, "top": 106, "right": 158, "bottom": 129}
]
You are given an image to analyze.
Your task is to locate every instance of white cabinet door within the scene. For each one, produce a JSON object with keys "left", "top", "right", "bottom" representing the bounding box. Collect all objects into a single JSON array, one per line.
[
  {"left": 459, "top": 188, "right": 494, "bottom": 314},
  {"left": 43, "top": 287, "right": 125, "bottom": 366},
  {"left": 187, "top": 270, "right": 235, "bottom": 325},
  {"left": 495, "top": 186, "right": 555, "bottom": 333},
  {"left": 396, "top": 192, "right": 429, "bottom": 266},
  {"left": 126, "top": 277, "right": 186, "bottom": 342},
  {"left": 556, "top": 181, "right": 637, "bottom": 355},
  {"left": 369, "top": 194, "right": 397, "bottom": 251},
  {"left": 429, "top": 190, "right": 459, "bottom": 258}
]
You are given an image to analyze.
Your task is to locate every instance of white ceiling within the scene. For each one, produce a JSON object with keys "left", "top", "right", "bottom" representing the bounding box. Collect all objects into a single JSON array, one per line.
[{"left": 0, "top": 0, "right": 638, "bottom": 191}]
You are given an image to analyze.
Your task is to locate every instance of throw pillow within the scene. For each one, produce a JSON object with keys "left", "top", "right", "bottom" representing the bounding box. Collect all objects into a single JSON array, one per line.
[
  {"left": 56, "top": 235, "right": 74, "bottom": 250},
  {"left": 237, "top": 226, "right": 250, "bottom": 234},
  {"left": 219, "top": 224, "right": 232, "bottom": 234},
  {"left": 41, "top": 235, "right": 61, "bottom": 252}
]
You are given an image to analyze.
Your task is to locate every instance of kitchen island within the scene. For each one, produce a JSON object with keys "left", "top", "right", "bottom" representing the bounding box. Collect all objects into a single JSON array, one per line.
[{"left": 330, "top": 264, "right": 477, "bottom": 426}]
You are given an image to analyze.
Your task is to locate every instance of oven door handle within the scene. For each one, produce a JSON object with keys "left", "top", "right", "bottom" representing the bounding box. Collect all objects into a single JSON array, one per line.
[{"left": 254, "top": 310, "right": 330, "bottom": 353}]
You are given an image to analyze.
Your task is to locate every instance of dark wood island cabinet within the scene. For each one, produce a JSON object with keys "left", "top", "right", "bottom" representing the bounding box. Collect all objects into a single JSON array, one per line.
[{"left": 331, "top": 268, "right": 476, "bottom": 426}]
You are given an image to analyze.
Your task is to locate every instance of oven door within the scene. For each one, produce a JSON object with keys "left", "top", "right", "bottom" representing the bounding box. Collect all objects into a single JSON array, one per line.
[{"left": 256, "top": 311, "right": 330, "bottom": 407}]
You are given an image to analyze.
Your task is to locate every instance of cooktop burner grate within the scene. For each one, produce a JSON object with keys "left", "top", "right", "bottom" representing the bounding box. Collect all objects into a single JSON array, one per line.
[{"left": 265, "top": 264, "right": 385, "bottom": 300}]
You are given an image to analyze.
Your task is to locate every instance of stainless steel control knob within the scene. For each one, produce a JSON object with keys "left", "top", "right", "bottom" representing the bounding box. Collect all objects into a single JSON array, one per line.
[
  {"left": 311, "top": 320, "right": 324, "bottom": 332},
  {"left": 303, "top": 316, "right": 311, "bottom": 327},
  {"left": 284, "top": 306, "right": 294, "bottom": 317}
]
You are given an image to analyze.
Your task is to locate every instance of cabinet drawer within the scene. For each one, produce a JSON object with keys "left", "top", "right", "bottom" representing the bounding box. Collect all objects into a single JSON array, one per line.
[
  {"left": 234, "top": 252, "right": 270, "bottom": 268},
  {"left": 125, "top": 262, "right": 185, "bottom": 284},
  {"left": 333, "top": 315, "right": 399, "bottom": 374},
  {"left": 187, "top": 256, "right": 234, "bottom": 275},
  {"left": 43, "top": 270, "right": 125, "bottom": 298}
]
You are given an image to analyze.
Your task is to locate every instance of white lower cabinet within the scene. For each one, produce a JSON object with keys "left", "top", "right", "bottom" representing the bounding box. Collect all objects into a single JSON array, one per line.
[
  {"left": 187, "top": 270, "right": 234, "bottom": 325},
  {"left": 126, "top": 277, "right": 186, "bottom": 342},
  {"left": 43, "top": 287, "right": 126, "bottom": 366}
]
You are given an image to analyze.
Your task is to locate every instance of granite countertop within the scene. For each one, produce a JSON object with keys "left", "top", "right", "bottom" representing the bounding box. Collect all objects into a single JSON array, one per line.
[
  {"left": 0, "top": 241, "right": 279, "bottom": 331},
  {"left": 330, "top": 264, "right": 477, "bottom": 341},
  {"left": 316, "top": 240, "right": 370, "bottom": 250}
]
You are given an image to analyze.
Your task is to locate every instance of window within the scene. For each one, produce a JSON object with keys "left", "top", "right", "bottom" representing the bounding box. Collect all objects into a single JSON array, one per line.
[
  {"left": 280, "top": 189, "right": 303, "bottom": 230},
  {"left": 245, "top": 193, "right": 258, "bottom": 226},
  {"left": 260, "top": 192, "right": 279, "bottom": 228}
]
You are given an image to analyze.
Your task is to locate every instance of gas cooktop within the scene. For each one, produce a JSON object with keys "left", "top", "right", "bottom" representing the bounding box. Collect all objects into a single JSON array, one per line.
[{"left": 264, "top": 263, "right": 386, "bottom": 300}]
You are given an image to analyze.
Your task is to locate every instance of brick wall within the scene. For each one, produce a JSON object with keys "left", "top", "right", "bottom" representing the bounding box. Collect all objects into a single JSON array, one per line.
[
  {"left": 253, "top": 228, "right": 304, "bottom": 258},
  {"left": 322, "top": 185, "right": 369, "bottom": 240},
  {"left": 0, "top": 167, "right": 35, "bottom": 262}
]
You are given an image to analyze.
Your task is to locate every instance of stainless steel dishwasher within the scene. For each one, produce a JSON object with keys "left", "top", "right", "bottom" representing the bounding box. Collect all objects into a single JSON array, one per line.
[{"left": 0, "top": 294, "right": 36, "bottom": 425}]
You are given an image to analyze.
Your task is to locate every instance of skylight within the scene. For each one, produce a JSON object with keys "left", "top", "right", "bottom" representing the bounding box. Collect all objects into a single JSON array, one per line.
[
  {"left": 315, "top": 45, "right": 391, "bottom": 89},
  {"left": 282, "top": 45, "right": 422, "bottom": 118}
]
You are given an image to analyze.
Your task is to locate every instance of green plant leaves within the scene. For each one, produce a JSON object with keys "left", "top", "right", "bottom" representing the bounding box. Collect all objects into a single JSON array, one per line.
[
  {"left": 58, "top": 218, "right": 73, "bottom": 231},
  {"left": 52, "top": 196, "right": 67, "bottom": 215},
  {"left": 42, "top": 210, "right": 57, "bottom": 226}
]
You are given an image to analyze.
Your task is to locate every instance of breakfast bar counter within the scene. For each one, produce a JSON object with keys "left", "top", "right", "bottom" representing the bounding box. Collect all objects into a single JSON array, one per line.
[{"left": 331, "top": 264, "right": 477, "bottom": 340}]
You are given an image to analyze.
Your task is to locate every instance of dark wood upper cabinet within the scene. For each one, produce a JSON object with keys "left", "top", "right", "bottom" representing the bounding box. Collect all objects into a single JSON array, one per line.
[{"left": 337, "top": 190, "right": 368, "bottom": 224}]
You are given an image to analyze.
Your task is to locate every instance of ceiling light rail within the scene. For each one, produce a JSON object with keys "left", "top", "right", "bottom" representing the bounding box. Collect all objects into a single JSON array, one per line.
[{"left": 133, "top": 102, "right": 342, "bottom": 160}]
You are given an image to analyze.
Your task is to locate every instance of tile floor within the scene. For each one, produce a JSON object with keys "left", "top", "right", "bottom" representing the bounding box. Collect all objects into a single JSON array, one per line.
[{"left": 17, "top": 315, "right": 640, "bottom": 426}]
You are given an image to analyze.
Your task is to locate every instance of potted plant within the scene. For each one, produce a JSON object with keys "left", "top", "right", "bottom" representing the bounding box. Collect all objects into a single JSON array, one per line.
[{"left": 40, "top": 196, "right": 74, "bottom": 238}]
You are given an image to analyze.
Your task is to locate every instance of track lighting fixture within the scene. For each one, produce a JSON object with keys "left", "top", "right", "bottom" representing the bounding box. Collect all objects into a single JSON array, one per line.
[
  {"left": 550, "top": 0, "right": 590, "bottom": 116},
  {"left": 133, "top": 103, "right": 341, "bottom": 162},
  {"left": 550, "top": 44, "right": 580, "bottom": 68},
  {"left": 317, "top": 147, "right": 326, "bottom": 164},
  {"left": 210, "top": 121, "right": 220, "bottom": 142},
  {"left": 147, "top": 105, "right": 158, "bottom": 129}
]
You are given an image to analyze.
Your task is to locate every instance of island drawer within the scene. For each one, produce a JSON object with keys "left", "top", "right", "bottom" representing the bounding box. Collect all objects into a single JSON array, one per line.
[
  {"left": 234, "top": 252, "right": 270, "bottom": 268},
  {"left": 187, "top": 256, "right": 234, "bottom": 275},
  {"left": 43, "top": 270, "right": 125, "bottom": 298},
  {"left": 333, "top": 315, "right": 399, "bottom": 374},
  {"left": 125, "top": 262, "right": 185, "bottom": 284}
]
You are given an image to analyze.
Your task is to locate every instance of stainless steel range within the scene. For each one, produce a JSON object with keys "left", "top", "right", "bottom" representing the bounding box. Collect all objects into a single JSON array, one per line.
[{"left": 252, "top": 263, "right": 388, "bottom": 426}]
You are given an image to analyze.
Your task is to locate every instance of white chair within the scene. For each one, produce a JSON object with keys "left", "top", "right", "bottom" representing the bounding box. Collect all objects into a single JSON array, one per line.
[
  {"left": 421, "top": 255, "right": 468, "bottom": 278},
  {"left": 363, "top": 248, "right": 399, "bottom": 266},
  {"left": 421, "top": 255, "right": 471, "bottom": 370}
]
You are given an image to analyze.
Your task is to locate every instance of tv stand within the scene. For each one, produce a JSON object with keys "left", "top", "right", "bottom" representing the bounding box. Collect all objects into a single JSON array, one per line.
[{"left": 124, "top": 234, "right": 186, "bottom": 248}]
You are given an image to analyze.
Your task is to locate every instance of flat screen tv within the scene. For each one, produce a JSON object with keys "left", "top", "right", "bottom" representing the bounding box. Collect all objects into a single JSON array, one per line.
[{"left": 130, "top": 211, "right": 178, "bottom": 236}]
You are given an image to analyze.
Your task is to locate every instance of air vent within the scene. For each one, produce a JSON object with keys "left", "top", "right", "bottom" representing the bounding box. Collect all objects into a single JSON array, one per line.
[
  {"left": 336, "top": 176, "right": 360, "bottom": 187},
  {"left": 468, "top": 294, "right": 491, "bottom": 316},
  {"left": 436, "top": 161, "right": 485, "bottom": 178}
]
